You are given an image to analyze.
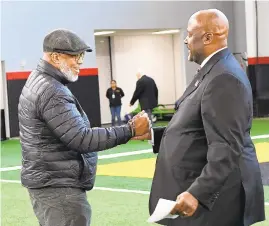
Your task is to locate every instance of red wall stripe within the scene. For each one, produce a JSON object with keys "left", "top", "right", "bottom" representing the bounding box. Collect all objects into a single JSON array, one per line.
[
  {"left": 79, "top": 68, "right": 98, "bottom": 76},
  {"left": 7, "top": 71, "right": 31, "bottom": 80},
  {"left": 7, "top": 68, "right": 98, "bottom": 80},
  {"left": 248, "top": 57, "right": 269, "bottom": 65}
]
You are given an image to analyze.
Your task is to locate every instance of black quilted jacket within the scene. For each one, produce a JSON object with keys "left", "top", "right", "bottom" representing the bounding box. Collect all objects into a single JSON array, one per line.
[{"left": 18, "top": 59, "right": 132, "bottom": 190}]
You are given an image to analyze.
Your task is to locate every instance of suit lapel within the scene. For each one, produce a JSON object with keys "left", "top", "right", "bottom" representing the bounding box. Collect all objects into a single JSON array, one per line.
[
  {"left": 175, "top": 71, "right": 205, "bottom": 109},
  {"left": 175, "top": 48, "right": 231, "bottom": 110}
]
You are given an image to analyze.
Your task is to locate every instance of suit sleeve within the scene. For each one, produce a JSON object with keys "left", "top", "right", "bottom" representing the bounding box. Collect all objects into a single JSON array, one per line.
[
  {"left": 39, "top": 87, "right": 132, "bottom": 154},
  {"left": 152, "top": 127, "right": 166, "bottom": 153},
  {"left": 187, "top": 73, "right": 250, "bottom": 210},
  {"left": 130, "top": 80, "right": 143, "bottom": 105}
]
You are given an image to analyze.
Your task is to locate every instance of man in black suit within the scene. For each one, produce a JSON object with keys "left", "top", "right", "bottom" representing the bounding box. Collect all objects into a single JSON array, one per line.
[
  {"left": 133, "top": 9, "right": 265, "bottom": 226},
  {"left": 130, "top": 72, "right": 158, "bottom": 122}
]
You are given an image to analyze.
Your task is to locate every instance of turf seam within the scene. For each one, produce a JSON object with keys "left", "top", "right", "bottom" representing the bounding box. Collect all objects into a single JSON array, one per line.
[{"left": 0, "top": 179, "right": 268, "bottom": 206}]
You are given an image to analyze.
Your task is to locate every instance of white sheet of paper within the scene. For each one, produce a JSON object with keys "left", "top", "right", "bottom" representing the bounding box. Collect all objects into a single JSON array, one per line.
[{"left": 147, "top": 198, "right": 179, "bottom": 223}]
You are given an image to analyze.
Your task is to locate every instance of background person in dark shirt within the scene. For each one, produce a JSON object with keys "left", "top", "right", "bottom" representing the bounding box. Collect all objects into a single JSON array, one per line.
[{"left": 106, "top": 80, "right": 125, "bottom": 126}]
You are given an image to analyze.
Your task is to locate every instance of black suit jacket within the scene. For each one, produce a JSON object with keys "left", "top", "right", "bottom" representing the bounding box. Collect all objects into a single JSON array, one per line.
[
  {"left": 150, "top": 49, "right": 265, "bottom": 226},
  {"left": 130, "top": 75, "right": 158, "bottom": 110}
]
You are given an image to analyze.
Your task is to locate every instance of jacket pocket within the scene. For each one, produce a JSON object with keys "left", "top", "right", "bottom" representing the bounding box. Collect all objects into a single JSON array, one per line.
[
  {"left": 172, "top": 164, "right": 202, "bottom": 191},
  {"left": 80, "top": 153, "right": 98, "bottom": 183},
  {"left": 172, "top": 166, "right": 201, "bottom": 181}
]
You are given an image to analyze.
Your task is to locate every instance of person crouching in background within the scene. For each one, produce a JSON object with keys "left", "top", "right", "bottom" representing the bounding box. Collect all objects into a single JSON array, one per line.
[{"left": 106, "top": 80, "right": 125, "bottom": 126}]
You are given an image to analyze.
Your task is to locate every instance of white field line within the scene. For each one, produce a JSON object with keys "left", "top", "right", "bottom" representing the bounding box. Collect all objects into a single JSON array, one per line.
[
  {"left": 98, "top": 149, "right": 152, "bottom": 159},
  {"left": 1, "top": 134, "right": 268, "bottom": 172},
  {"left": 0, "top": 179, "right": 268, "bottom": 206},
  {"left": 251, "top": 134, "right": 269, "bottom": 140},
  {"left": 0, "top": 166, "right": 21, "bottom": 171},
  {"left": 0, "top": 179, "right": 150, "bottom": 194},
  {"left": 93, "top": 186, "right": 150, "bottom": 195},
  {"left": 0, "top": 179, "right": 21, "bottom": 184}
]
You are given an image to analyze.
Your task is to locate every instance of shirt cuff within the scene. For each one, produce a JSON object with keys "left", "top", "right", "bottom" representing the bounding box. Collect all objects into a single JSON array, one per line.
[{"left": 148, "top": 128, "right": 154, "bottom": 146}]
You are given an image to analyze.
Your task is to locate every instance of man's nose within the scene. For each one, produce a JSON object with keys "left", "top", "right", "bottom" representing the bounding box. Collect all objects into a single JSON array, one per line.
[{"left": 184, "top": 37, "right": 188, "bottom": 44}]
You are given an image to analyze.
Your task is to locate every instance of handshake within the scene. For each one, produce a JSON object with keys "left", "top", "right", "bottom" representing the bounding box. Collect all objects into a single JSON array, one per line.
[{"left": 127, "top": 111, "right": 152, "bottom": 140}]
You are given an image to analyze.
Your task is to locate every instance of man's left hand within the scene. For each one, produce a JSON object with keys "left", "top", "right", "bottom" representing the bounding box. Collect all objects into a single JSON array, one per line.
[{"left": 170, "top": 192, "right": 198, "bottom": 218}]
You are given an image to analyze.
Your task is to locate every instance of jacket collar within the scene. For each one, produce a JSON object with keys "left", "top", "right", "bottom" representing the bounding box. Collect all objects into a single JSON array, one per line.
[
  {"left": 197, "top": 47, "right": 230, "bottom": 78},
  {"left": 139, "top": 75, "right": 146, "bottom": 80},
  {"left": 200, "top": 47, "right": 228, "bottom": 68},
  {"left": 175, "top": 48, "right": 231, "bottom": 110},
  {"left": 36, "top": 59, "right": 70, "bottom": 85}
]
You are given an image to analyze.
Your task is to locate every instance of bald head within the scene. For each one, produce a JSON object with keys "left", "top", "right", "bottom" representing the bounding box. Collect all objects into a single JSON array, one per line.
[
  {"left": 136, "top": 69, "right": 144, "bottom": 80},
  {"left": 185, "top": 9, "right": 229, "bottom": 65},
  {"left": 189, "top": 9, "right": 229, "bottom": 41}
]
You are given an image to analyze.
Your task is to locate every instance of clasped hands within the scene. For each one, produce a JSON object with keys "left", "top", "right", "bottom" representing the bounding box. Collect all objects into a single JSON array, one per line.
[
  {"left": 128, "top": 112, "right": 199, "bottom": 218},
  {"left": 127, "top": 111, "right": 152, "bottom": 140}
]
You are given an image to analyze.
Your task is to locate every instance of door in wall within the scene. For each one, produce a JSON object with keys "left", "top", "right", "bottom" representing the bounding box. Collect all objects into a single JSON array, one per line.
[{"left": 95, "top": 36, "right": 113, "bottom": 124}]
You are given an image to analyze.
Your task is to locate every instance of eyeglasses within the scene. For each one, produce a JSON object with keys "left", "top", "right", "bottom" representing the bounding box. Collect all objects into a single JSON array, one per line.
[
  {"left": 50, "top": 52, "right": 85, "bottom": 63},
  {"left": 74, "top": 52, "right": 85, "bottom": 63}
]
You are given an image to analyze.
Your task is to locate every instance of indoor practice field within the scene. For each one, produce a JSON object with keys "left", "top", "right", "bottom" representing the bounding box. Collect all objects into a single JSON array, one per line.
[{"left": 1, "top": 119, "right": 269, "bottom": 226}]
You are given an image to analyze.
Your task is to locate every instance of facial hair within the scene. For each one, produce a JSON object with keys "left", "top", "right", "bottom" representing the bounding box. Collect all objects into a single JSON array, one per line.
[{"left": 59, "top": 62, "right": 78, "bottom": 82}]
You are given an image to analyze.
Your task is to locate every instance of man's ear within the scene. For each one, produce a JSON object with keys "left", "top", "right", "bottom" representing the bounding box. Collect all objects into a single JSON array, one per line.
[
  {"left": 50, "top": 53, "right": 61, "bottom": 64},
  {"left": 203, "top": 33, "right": 213, "bottom": 45}
]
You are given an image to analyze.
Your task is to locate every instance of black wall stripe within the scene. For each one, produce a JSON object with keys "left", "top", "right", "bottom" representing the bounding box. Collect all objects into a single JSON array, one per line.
[
  {"left": 7, "top": 75, "right": 101, "bottom": 137},
  {"left": 247, "top": 64, "right": 269, "bottom": 117},
  {"left": 68, "top": 76, "right": 101, "bottom": 127},
  {"left": 7, "top": 79, "right": 25, "bottom": 137}
]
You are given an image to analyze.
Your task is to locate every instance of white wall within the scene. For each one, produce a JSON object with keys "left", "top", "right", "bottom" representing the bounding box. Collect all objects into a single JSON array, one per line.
[
  {"left": 233, "top": 1, "right": 247, "bottom": 54},
  {"left": 245, "top": 0, "right": 257, "bottom": 58},
  {"left": 1, "top": 1, "right": 245, "bottom": 89},
  {"left": 257, "top": 1, "right": 269, "bottom": 57},
  {"left": 172, "top": 32, "right": 186, "bottom": 100},
  {"left": 245, "top": 0, "right": 269, "bottom": 57},
  {"left": 0, "top": 61, "right": 10, "bottom": 137},
  {"left": 111, "top": 34, "right": 177, "bottom": 116},
  {"left": 95, "top": 37, "right": 112, "bottom": 124}
]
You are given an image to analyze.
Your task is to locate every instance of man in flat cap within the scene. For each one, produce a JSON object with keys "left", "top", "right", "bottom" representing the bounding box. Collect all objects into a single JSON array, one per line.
[{"left": 18, "top": 28, "right": 150, "bottom": 226}]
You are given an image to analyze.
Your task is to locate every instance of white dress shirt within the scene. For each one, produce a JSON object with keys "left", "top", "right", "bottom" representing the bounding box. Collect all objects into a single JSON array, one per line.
[{"left": 200, "top": 47, "right": 227, "bottom": 68}]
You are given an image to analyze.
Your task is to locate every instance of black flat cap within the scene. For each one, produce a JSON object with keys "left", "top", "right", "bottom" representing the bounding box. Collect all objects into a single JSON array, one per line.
[{"left": 43, "top": 29, "right": 92, "bottom": 55}]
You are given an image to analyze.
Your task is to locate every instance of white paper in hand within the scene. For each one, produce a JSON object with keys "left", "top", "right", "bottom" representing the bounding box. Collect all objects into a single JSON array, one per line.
[{"left": 147, "top": 198, "right": 179, "bottom": 223}]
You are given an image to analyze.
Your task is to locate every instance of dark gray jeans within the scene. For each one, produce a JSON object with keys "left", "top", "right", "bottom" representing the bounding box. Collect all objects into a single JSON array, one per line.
[{"left": 28, "top": 187, "right": 91, "bottom": 226}]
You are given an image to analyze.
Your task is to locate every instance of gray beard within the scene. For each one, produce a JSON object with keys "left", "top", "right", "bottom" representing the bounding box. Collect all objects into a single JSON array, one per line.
[{"left": 59, "top": 62, "right": 78, "bottom": 82}]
